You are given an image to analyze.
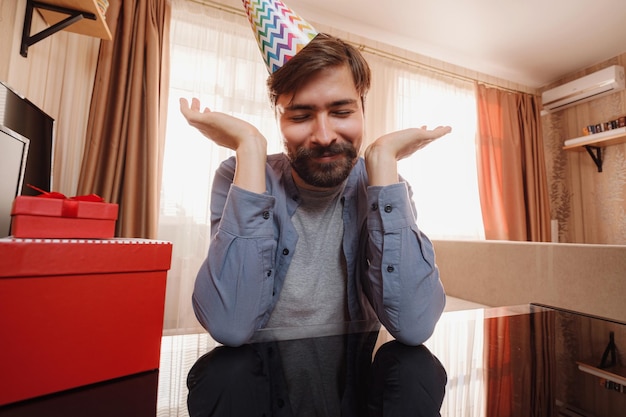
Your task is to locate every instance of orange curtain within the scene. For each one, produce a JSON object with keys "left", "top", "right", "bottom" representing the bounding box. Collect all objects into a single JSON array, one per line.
[
  {"left": 485, "top": 317, "right": 513, "bottom": 417},
  {"left": 475, "top": 83, "right": 551, "bottom": 241},
  {"left": 485, "top": 310, "right": 555, "bottom": 417},
  {"left": 77, "top": 0, "right": 171, "bottom": 238}
]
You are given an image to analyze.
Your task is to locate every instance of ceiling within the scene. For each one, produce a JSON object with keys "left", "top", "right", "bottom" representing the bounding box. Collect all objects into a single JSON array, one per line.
[{"left": 290, "top": 0, "right": 626, "bottom": 89}]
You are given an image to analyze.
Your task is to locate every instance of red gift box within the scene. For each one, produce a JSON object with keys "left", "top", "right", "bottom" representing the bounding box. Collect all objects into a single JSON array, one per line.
[
  {"left": 10, "top": 195, "right": 118, "bottom": 239},
  {"left": 0, "top": 237, "right": 173, "bottom": 406}
]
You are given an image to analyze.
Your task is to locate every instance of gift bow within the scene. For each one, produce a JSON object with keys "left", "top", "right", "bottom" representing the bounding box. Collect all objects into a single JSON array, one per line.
[
  {"left": 27, "top": 184, "right": 106, "bottom": 218},
  {"left": 27, "top": 184, "right": 105, "bottom": 202}
]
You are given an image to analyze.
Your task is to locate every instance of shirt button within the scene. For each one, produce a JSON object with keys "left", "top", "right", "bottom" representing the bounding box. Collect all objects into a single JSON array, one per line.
[
  {"left": 282, "top": 248, "right": 289, "bottom": 256},
  {"left": 371, "top": 203, "right": 378, "bottom": 211},
  {"left": 387, "top": 265, "right": 395, "bottom": 273},
  {"left": 262, "top": 211, "right": 270, "bottom": 219},
  {"left": 384, "top": 204, "right": 393, "bottom": 213},
  {"left": 267, "top": 270, "right": 272, "bottom": 277}
]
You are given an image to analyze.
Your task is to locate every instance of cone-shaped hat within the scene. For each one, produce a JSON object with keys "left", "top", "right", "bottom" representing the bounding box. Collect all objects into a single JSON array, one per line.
[{"left": 243, "top": 0, "right": 318, "bottom": 73}]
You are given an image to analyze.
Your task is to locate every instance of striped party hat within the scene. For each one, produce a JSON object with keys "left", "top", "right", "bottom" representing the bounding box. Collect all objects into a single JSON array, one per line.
[{"left": 243, "top": 0, "right": 318, "bottom": 73}]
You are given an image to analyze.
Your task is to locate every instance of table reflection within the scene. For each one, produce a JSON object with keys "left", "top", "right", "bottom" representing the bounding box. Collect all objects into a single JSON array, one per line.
[
  {"left": 186, "top": 330, "right": 446, "bottom": 417},
  {"left": 1, "top": 304, "right": 624, "bottom": 417}
]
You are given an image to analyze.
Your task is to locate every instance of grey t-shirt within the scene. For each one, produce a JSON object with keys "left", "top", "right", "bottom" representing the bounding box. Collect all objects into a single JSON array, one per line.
[{"left": 267, "top": 183, "right": 348, "bottom": 328}]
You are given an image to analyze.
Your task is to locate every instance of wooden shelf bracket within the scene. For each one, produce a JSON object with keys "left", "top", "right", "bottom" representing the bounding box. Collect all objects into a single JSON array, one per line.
[{"left": 21, "top": 0, "right": 96, "bottom": 57}]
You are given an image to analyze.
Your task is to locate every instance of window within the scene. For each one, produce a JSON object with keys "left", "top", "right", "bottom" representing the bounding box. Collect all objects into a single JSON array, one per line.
[{"left": 395, "top": 72, "right": 484, "bottom": 240}]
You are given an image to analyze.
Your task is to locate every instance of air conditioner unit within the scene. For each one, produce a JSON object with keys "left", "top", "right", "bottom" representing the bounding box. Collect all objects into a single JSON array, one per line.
[{"left": 541, "top": 65, "right": 625, "bottom": 112}]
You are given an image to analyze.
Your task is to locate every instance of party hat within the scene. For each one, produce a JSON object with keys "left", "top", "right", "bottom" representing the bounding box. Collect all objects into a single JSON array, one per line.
[{"left": 243, "top": 0, "right": 318, "bottom": 73}]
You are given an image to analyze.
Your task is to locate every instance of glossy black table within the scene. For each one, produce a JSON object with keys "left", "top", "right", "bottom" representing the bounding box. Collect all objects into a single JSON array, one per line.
[{"left": 1, "top": 304, "right": 624, "bottom": 417}]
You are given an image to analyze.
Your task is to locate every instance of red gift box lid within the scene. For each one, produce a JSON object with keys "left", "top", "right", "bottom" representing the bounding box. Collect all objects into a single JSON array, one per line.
[
  {"left": 0, "top": 238, "right": 172, "bottom": 277},
  {"left": 11, "top": 196, "right": 118, "bottom": 220}
]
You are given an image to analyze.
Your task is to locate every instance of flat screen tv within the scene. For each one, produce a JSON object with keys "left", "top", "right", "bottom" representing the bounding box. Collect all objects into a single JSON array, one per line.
[
  {"left": 0, "top": 81, "right": 54, "bottom": 196},
  {"left": 0, "top": 125, "right": 29, "bottom": 237}
]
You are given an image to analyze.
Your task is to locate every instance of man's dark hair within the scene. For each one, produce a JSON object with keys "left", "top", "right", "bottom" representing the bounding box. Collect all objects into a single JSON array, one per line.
[{"left": 267, "top": 33, "right": 371, "bottom": 107}]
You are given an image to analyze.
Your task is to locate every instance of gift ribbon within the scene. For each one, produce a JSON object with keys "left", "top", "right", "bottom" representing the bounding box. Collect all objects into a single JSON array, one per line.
[
  {"left": 27, "top": 184, "right": 106, "bottom": 217},
  {"left": 61, "top": 200, "right": 80, "bottom": 217},
  {"left": 27, "top": 184, "right": 105, "bottom": 202}
]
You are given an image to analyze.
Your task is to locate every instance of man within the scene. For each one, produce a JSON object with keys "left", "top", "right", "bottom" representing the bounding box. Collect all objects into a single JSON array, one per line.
[{"left": 180, "top": 2, "right": 451, "bottom": 348}]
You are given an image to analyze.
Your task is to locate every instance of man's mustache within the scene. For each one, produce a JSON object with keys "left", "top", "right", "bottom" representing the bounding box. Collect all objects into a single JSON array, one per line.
[{"left": 296, "top": 142, "right": 357, "bottom": 159}]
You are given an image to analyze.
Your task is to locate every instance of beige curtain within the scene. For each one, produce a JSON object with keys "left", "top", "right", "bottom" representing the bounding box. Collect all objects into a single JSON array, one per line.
[
  {"left": 475, "top": 83, "right": 551, "bottom": 241},
  {"left": 77, "top": 0, "right": 171, "bottom": 238}
]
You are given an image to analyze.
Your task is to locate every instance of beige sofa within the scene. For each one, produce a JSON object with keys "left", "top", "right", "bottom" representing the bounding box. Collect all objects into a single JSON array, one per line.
[{"left": 432, "top": 240, "right": 626, "bottom": 323}]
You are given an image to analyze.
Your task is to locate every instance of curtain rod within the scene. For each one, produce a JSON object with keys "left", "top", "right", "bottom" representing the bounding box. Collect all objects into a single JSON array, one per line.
[
  {"left": 191, "top": 0, "right": 245, "bottom": 16},
  {"left": 355, "top": 45, "right": 530, "bottom": 94},
  {"left": 189, "top": 0, "right": 534, "bottom": 95}
]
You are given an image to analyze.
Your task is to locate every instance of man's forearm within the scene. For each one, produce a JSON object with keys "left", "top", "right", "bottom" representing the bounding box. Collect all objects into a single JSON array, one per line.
[
  {"left": 233, "top": 140, "right": 267, "bottom": 193},
  {"left": 363, "top": 145, "right": 399, "bottom": 186}
]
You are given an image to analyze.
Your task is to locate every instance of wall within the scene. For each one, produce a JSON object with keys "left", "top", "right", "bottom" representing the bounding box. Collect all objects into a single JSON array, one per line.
[
  {"left": 541, "top": 54, "right": 626, "bottom": 244},
  {"left": 433, "top": 239, "right": 626, "bottom": 323},
  {"left": 0, "top": 0, "right": 100, "bottom": 196}
]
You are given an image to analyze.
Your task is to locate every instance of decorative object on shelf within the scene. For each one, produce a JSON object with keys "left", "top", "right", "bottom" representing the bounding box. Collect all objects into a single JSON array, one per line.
[{"left": 583, "top": 116, "right": 626, "bottom": 136}]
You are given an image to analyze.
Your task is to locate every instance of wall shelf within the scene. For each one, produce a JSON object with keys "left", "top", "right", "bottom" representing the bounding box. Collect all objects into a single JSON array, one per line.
[
  {"left": 577, "top": 331, "right": 625, "bottom": 391},
  {"left": 21, "top": 0, "right": 111, "bottom": 57},
  {"left": 562, "top": 126, "right": 626, "bottom": 172},
  {"left": 563, "top": 127, "right": 626, "bottom": 150},
  {"left": 577, "top": 361, "right": 626, "bottom": 387}
]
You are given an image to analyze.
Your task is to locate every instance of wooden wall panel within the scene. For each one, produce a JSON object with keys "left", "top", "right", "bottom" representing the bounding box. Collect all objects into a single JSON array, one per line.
[{"left": 542, "top": 54, "right": 626, "bottom": 244}]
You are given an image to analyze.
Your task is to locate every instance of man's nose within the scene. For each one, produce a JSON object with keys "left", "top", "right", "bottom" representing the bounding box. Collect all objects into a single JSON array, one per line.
[{"left": 312, "top": 114, "right": 336, "bottom": 146}]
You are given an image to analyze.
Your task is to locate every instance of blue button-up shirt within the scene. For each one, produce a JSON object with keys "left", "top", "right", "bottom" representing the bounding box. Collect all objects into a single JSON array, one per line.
[{"left": 192, "top": 154, "right": 445, "bottom": 346}]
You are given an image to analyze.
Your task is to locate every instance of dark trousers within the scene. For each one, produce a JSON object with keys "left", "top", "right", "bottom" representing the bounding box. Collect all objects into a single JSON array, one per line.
[
  {"left": 187, "top": 335, "right": 446, "bottom": 417},
  {"left": 367, "top": 341, "right": 447, "bottom": 417}
]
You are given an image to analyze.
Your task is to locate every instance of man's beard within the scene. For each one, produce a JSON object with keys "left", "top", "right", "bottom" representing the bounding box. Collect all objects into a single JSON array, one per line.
[{"left": 287, "top": 142, "right": 358, "bottom": 188}]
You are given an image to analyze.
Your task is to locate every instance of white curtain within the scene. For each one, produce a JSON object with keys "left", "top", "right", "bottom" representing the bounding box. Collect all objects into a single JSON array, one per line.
[
  {"left": 160, "top": 0, "right": 484, "bottom": 333},
  {"left": 424, "top": 309, "right": 486, "bottom": 417},
  {"left": 158, "top": 0, "right": 281, "bottom": 334},
  {"left": 363, "top": 53, "right": 484, "bottom": 240},
  {"left": 157, "top": 332, "right": 217, "bottom": 416}
]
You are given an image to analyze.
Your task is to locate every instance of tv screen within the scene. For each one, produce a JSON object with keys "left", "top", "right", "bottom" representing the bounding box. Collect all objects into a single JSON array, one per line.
[
  {"left": 0, "top": 81, "right": 54, "bottom": 196},
  {"left": 0, "top": 125, "right": 29, "bottom": 237}
]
